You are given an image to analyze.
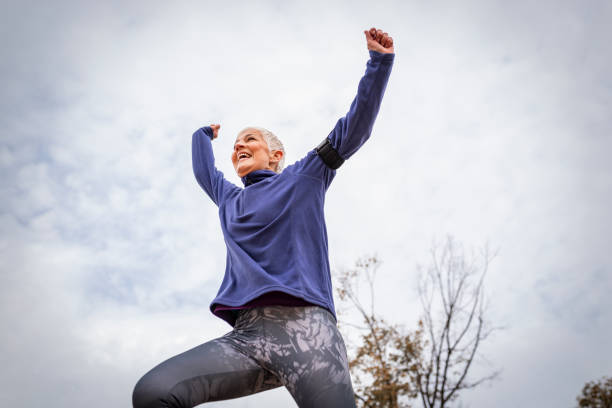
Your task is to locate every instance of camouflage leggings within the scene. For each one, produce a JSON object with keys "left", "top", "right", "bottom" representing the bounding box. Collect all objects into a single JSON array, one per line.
[{"left": 132, "top": 306, "right": 356, "bottom": 407}]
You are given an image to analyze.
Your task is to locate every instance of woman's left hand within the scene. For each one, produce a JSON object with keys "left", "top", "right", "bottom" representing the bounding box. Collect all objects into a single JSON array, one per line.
[{"left": 365, "top": 27, "right": 394, "bottom": 54}]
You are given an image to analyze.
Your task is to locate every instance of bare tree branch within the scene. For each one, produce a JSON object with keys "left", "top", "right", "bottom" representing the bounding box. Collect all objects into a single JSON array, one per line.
[
  {"left": 334, "top": 240, "right": 500, "bottom": 408},
  {"left": 416, "top": 236, "right": 501, "bottom": 408},
  {"left": 335, "top": 256, "right": 422, "bottom": 408}
]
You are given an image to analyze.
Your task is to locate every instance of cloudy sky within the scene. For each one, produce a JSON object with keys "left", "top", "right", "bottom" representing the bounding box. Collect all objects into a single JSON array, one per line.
[{"left": 1, "top": 0, "right": 611, "bottom": 407}]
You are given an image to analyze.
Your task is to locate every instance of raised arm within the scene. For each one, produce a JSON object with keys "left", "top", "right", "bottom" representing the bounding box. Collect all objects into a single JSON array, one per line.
[
  {"left": 326, "top": 27, "right": 395, "bottom": 162},
  {"left": 192, "top": 124, "right": 237, "bottom": 206}
]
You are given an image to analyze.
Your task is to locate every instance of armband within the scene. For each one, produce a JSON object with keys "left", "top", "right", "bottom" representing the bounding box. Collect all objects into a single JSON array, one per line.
[{"left": 315, "top": 138, "right": 345, "bottom": 170}]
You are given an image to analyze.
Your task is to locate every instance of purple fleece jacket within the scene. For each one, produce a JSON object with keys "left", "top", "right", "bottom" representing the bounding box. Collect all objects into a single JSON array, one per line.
[{"left": 192, "top": 50, "right": 394, "bottom": 326}]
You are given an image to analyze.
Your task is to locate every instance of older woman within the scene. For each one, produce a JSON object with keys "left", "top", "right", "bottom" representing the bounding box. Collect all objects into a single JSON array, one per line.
[{"left": 133, "top": 27, "right": 394, "bottom": 408}]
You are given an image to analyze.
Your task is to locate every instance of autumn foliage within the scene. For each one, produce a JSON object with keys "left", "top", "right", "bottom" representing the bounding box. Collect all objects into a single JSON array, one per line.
[
  {"left": 577, "top": 376, "right": 612, "bottom": 408},
  {"left": 336, "top": 238, "right": 500, "bottom": 408},
  {"left": 336, "top": 256, "right": 423, "bottom": 408}
]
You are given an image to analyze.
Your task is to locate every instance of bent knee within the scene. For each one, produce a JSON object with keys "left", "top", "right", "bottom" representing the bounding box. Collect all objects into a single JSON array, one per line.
[
  {"left": 132, "top": 371, "right": 158, "bottom": 408},
  {"left": 133, "top": 369, "right": 212, "bottom": 408},
  {"left": 132, "top": 370, "right": 177, "bottom": 408}
]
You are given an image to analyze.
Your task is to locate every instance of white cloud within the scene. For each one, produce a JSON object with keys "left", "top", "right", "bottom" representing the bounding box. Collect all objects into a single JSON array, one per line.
[{"left": 1, "top": 0, "right": 611, "bottom": 406}]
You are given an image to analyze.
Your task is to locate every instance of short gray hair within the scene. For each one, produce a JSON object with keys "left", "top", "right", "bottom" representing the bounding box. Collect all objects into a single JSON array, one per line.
[{"left": 241, "top": 126, "right": 285, "bottom": 173}]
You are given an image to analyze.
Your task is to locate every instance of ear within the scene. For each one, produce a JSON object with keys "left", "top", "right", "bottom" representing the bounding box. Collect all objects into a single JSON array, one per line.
[
  {"left": 269, "top": 149, "right": 284, "bottom": 171},
  {"left": 270, "top": 149, "right": 283, "bottom": 164}
]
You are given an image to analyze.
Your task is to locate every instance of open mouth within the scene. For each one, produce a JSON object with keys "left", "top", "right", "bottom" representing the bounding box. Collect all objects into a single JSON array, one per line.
[{"left": 238, "top": 152, "right": 252, "bottom": 162}]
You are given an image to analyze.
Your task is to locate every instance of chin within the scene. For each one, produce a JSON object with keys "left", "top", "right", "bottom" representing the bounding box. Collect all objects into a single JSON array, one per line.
[{"left": 236, "top": 166, "right": 250, "bottom": 178}]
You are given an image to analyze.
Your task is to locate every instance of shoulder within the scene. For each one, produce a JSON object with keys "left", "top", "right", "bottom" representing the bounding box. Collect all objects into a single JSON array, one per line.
[
  {"left": 284, "top": 150, "right": 327, "bottom": 174},
  {"left": 281, "top": 150, "right": 336, "bottom": 190}
]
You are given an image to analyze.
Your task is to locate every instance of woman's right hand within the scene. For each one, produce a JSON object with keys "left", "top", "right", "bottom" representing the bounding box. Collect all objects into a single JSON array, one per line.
[{"left": 210, "top": 124, "right": 220, "bottom": 140}]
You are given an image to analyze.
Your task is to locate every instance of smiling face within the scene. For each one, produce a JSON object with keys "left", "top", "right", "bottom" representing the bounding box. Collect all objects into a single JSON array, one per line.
[{"left": 231, "top": 128, "right": 283, "bottom": 178}]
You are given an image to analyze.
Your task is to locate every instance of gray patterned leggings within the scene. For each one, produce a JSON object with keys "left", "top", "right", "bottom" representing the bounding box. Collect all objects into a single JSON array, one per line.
[{"left": 132, "top": 306, "right": 356, "bottom": 407}]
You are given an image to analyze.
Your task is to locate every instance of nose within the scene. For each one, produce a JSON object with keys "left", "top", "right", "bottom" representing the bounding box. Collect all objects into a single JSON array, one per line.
[{"left": 234, "top": 141, "right": 245, "bottom": 152}]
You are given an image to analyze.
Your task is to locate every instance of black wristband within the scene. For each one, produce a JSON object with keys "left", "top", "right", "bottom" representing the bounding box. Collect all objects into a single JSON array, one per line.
[{"left": 315, "top": 138, "right": 345, "bottom": 170}]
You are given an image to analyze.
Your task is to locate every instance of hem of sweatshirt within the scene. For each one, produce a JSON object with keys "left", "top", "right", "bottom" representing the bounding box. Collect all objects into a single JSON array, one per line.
[{"left": 210, "top": 285, "right": 335, "bottom": 327}]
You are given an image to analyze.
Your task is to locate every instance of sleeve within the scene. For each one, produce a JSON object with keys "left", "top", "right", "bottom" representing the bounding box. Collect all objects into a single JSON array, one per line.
[
  {"left": 328, "top": 50, "right": 394, "bottom": 161},
  {"left": 192, "top": 126, "right": 237, "bottom": 206}
]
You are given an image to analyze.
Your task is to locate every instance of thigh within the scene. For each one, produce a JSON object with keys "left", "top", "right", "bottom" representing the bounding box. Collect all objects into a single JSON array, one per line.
[
  {"left": 262, "top": 307, "right": 357, "bottom": 408},
  {"left": 132, "top": 334, "right": 281, "bottom": 408}
]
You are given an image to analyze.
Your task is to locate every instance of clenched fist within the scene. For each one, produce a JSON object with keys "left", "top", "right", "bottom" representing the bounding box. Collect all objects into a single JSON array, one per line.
[
  {"left": 209, "top": 124, "right": 220, "bottom": 140},
  {"left": 365, "top": 27, "right": 394, "bottom": 54}
]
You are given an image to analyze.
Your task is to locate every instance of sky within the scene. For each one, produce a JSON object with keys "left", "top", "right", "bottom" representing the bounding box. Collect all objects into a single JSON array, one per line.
[{"left": 1, "top": 0, "right": 611, "bottom": 407}]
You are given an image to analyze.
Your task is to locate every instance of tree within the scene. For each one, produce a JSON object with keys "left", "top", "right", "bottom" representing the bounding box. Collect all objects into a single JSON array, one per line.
[
  {"left": 336, "top": 256, "right": 422, "bottom": 408},
  {"left": 335, "top": 237, "right": 500, "bottom": 408},
  {"left": 414, "top": 236, "right": 499, "bottom": 408},
  {"left": 576, "top": 376, "right": 612, "bottom": 408}
]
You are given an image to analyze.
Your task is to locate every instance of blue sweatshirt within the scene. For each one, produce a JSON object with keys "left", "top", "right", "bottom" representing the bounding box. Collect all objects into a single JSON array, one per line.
[{"left": 192, "top": 50, "right": 394, "bottom": 326}]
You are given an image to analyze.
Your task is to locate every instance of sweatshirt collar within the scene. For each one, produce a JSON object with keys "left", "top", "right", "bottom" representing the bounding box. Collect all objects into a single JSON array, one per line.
[{"left": 241, "top": 169, "right": 277, "bottom": 187}]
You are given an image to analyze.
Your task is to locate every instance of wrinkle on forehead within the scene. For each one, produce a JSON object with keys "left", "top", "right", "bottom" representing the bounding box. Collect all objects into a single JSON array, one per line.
[{"left": 234, "top": 128, "right": 263, "bottom": 146}]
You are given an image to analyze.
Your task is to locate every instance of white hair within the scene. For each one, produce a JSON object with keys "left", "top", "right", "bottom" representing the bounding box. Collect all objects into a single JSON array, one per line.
[{"left": 240, "top": 126, "right": 285, "bottom": 173}]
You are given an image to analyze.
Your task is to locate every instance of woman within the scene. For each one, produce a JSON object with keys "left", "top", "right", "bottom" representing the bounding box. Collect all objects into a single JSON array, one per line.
[{"left": 132, "top": 27, "right": 394, "bottom": 408}]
